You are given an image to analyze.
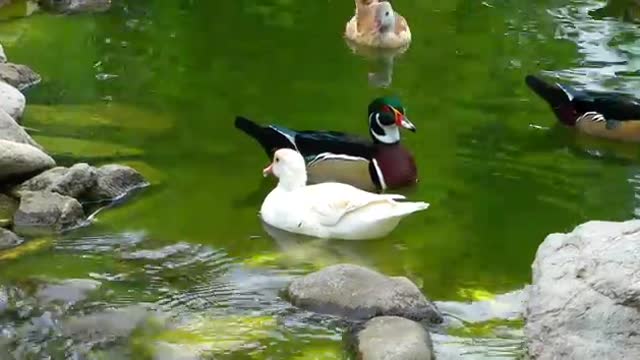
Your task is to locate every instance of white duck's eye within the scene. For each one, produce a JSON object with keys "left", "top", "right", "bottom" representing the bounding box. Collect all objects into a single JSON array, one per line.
[
  {"left": 275, "top": 157, "right": 280, "bottom": 163},
  {"left": 385, "top": 11, "right": 390, "bottom": 16}
]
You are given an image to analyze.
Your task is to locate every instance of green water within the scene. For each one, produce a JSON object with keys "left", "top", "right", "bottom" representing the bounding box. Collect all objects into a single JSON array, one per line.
[{"left": 1, "top": 0, "right": 639, "bottom": 358}]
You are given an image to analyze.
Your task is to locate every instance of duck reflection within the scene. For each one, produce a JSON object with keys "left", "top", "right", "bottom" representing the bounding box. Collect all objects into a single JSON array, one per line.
[{"left": 346, "top": 40, "right": 409, "bottom": 88}]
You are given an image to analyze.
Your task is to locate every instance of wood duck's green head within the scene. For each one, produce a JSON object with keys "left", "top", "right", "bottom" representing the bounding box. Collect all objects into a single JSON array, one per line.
[{"left": 368, "top": 96, "right": 416, "bottom": 144}]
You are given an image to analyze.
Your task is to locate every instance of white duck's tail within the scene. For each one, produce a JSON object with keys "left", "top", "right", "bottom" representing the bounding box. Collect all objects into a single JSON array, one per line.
[{"left": 390, "top": 201, "right": 430, "bottom": 217}]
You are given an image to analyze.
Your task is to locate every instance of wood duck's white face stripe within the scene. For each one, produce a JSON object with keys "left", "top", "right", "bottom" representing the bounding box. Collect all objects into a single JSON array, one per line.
[
  {"left": 371, "top": 158, "right": 387, "bottom": 191},
  {"left": 576, "top": 111, "right": 606, "bottom": 124},
  {"left": 270, "top": 125, "right": 299, "bottom": 151},
  {"left": 369, "top": 113, "right": 400, "bottom": 144},
  {"left": 307, "top": 152, "right": 369, "bottom": 167}
]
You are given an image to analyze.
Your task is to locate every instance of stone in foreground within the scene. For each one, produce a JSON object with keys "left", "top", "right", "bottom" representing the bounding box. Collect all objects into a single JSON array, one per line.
[
  {"left": 0, "top": 80, "right": 25, "bottom": 120},
  {"left": 14, "top": 163, "right": 96, "bottom": 199},
  {"left": 287, "top": 264, "right": 443, "bottom": 323},
  {"left": 0, "top": 63, "right": 41, "bottom": 91},
  {"left": 0, "top": 140, "right": 55, "bottom": 182},
  {"left": 0, "top": 228, "right": 22, "bottom": 250},
  {"left": 89, "top": 164, "right": 147, "bottom": 201},
  {"left": 0, "top": 107, "right": 42, "bottom": 148},
  {"left": 13, "top": 191, "right": 85, "bottom": 234},
  {"left": 348, "top": 316, "right": 434, "bottom": 360},
  {"left": 525, "top": 220, "right": 640, "bottom": 360}
]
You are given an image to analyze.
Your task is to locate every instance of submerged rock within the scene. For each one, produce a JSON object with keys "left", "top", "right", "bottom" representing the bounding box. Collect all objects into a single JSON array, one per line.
[
  {"left": 348, "top": 316, "right": 434, "bottom": 360},
  {"left": 0, "top": 140, "right": 55, "bottom": 182},
  {"left": 0, "top": 80, "right": 25, "bottom": 120},
  {"left": 0, "top": 107, "right": 42, "bottom": 148},
  {"left": 287, "top": 264, "right": 443, "bottom": 323},
  {"left": 61, "top": 305, "right": 160, "bottom": 343},
  {"left": 0, "top": 193, "right": 18, "bottom": 228},
  {"left": 38, "top": 0, "right": 111, "bottom": 13},
  {"left": 121, "top": 242, "right": 191, "bottom": 261},
  {"left": 36, "top": 278, "right": 101, "bottom": 305},
  {"left": 525, "top": 220, "right": 640, "bottom": 360},
  {"left": 89, "top": 164, "right": 147, "bottom": 201},
  {"left": 0, "top": 227, "right": 22, "bottom": 250},
  {"left": 0, "top": 62, "right": 41, "bottom": 91},
  {"left": 13, "top": 191, "right": 84, "bottom": 234}
]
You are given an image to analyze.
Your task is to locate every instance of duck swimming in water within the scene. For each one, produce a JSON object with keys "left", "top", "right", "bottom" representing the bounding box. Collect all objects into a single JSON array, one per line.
[
  {"left": 345, "top": 0, "right": 411, "bottom": 49},
  {"left": 234, "top": 97, "right": 418, "bottom": 192},
  {"left": 526, "top": 75, "right": 640, "bottom": 142}
]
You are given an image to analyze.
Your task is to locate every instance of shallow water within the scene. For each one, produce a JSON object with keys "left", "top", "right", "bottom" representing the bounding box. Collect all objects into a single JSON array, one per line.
[{"left": 1, "top": 0, "right": 639, "bottom": 358}]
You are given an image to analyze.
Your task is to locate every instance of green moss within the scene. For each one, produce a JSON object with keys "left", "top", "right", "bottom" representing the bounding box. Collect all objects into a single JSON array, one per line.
[{"left": 33, "top": 135, "right": 143, "bottom": 159}]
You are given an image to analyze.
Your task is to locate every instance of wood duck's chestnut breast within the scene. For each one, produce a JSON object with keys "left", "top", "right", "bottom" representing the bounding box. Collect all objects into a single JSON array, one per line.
[{"left": 373, "top": 145, "right": 417, "bottom": 189}]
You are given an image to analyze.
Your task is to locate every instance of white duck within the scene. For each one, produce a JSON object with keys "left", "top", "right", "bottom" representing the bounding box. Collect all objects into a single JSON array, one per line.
[
  {"left": 345, "top": 0, "right": 411, "bottom": 49},
  {"left": 260, "top": 148, "right": 429, "bottom": 240}
]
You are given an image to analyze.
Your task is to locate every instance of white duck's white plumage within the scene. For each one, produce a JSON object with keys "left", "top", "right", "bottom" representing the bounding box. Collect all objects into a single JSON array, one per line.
[{"left": 260, "top": 148, "right": 429, "bottom": 240}]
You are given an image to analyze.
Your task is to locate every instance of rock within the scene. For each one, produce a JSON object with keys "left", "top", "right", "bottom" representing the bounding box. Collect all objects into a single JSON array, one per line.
[
  {"left": 0, "top": 228, "right": 21, "bottom": 250},
  {"left": 436, "top": 288, "right": 527, "bottom": 324},
  {"left": 0, "top": 140, "right": 55, "bottom": 182},
  {"left": 0, "top": 107, "right": 42, "bottom": 148},
  {"left": 0, "top": 80, "right": 25, "bottom": 120},
  {"left": 287, "top": 264, "right": 443, "bottom": 323},
  {"left": 89, "top": 164, "right": 147, "bottom": 201},
  {"left": 121, "top": 242, "right": 191, "bottom": 260},
  {"left": 61, "top": 305, "right": 160, "bottom": 341},
  {"left": 14, "top": 163, "right": 96, "bottom": 199},
  {"left": 525, "top": 220, "right": 640, "bottom": 360},
  {"left": 0, "top": 193, "right": 18, "bottom": 228},
  {"left": 36, "top": 279, "right": 101, "bottom": 305},
  {"left": 12, "top": 167, "right": 67, "bottom": 195},
  {"left": 13, "top": 191, "right": 85, "bottom": 234},
  {"left": 0, "top": 63, "right": 41, "bottom": 91},
  {"left": 39, "top": 0, "right": 111, "bottom": 13},
  {"left": 348, "top": 316, "right": 434, "bottom": 360},
  {"left": 0, "top": 43, "right": 6, "bottom": 63}
]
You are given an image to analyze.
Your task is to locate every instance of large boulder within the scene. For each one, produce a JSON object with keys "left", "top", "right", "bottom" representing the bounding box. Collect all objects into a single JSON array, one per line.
[
  {"left": 0, "top": 140, "right": 55, "bottom": 182},
  {"left": 14, "top": 163, "right": 96, "bottom": 199},
  {"left": 38, "top": 0, "right": 111, "bottom": 13},
  {"left": 13, "top": 191, "right": 85, "bottom": 234},
  {"left": 88, "top": 164, "right": 147, "bottom": 201},
  {"left": 0, "top": 81, "right": 25, "bottom": 120},
  {"left": 287, "top": 264, "right": 443, "bottom": 323},
  {"left": 0, "top": 107, "right": 42, "bottom": 148},
  {"left": 525, "top": 220, "right": 640, "bottom": 360},
  {"left": 0, "top": 63, "right": 41, "bottom": 91},
  {"left": 347, "top": 316, "right": 434, "bottom": 360}
]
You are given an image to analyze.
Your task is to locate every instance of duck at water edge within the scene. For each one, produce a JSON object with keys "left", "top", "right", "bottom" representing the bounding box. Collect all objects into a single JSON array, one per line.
[
  {"left": 259, "top": 148, "right": 429, "bottom": 240},
  {"left": 526, "top": 75, "right": 640, "bottom": 142},
  {"left": 345, "top": 0, "right": 411, "bottom": 49},
  {"left": 235, "top": 97, "right": 418, "bottom": 192}
]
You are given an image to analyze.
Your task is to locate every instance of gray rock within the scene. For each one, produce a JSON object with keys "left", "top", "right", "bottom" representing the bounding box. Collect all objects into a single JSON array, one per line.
[
  {"left": 0, "top": 80, "right": 25, "bottom": 120},
  {"left": 287, "top": 264, "right": 443, "bottom": 323},
  {"left": 349, "top": 316, "right": 434, "bottom": 360},
  {"left": 121, "top": 242, "right": 191, "bottom": 260},
  {"left": 0, "top": 63, "right": 41, "bottom": 91},
  {"left": 525, "top": 220, "right": 640, "bottom": 360},
  {"left": 15, "top": 163, "right": 96, "bottom": 199},
  {"left": 0, "top": 228, "right": 22, "bottom": 250},
  {"left": 0, "top": 107, "right": 42, "bottom": 148},
  {"left": 36, "top": 279, "right": 101, "bottom": 305},
  {"left": 0, "top": 43, "right": 6, "bottom": 63},
  {"left": 13, "top": 191, "right": 85, "bottom": 234},
  {"left": 89, "top": 164, "right": 147, "bottom": 201},
  {"left": 39, "top": 0, "right": 111, "bottom": 13},
  {"left": 61, "top": 305, "right": 160, "bottom": 341},
  {"left": 0, "top": 193, "right": 18, "bottom": 228},
  {"left": 0, "top": 140, "right": 55, "bottom": 182}
]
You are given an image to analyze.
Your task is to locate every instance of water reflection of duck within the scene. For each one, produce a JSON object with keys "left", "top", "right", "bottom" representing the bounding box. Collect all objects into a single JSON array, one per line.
[
  {"left": 345, "top": 40, "right": 409, "bottom": 88},
  {"left": 345, "top": 0, "right": 411, "bottom": 49},
  {"left": 234, "top": 97, "right": 418, "bottom": 192},
  {"left": 260, "top": 149, "right": 429, "bottom": 240},
  {"left": 526, "top": 75, "right": 640, "bottom": 143}
]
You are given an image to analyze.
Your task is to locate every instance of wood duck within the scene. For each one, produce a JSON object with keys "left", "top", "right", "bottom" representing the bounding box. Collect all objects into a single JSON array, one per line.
[
  {"left": 234, "top": 96, "right": 417, "bottom": 192},
  {"left": 345, "top": 0, "right": 411, "bottom": 49},
  {"left": 526, "top": 75, "right": 640, "bottom": 142}
]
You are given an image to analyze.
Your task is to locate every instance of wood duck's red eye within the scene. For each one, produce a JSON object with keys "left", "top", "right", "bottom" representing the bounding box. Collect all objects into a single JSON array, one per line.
[{"left": 382, "top": 105, "right": 391, "bottom": 112}]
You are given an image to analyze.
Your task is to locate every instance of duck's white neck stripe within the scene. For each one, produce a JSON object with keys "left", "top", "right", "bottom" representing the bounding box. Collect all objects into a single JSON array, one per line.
[
  {"left": 371, "top": 158, "right": 387, "bottom": 191},
  {"left": 369, "top": 113, "right": 400, "bottom": 144}
]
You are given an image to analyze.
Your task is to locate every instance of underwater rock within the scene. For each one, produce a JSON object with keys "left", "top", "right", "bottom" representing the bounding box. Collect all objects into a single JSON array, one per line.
[
  {"left": 0, "top": 62, "right": 40, "bottom": 91},
  {"left": 287, "top": 264, "right": 443, "bottom": 323},
  {"left": 0, "top": 80, "right": 24, "bottom": 120},
  {"left": 347, "top": 316, "right": 434, "bottom": 360},
  {"left": 121, "top": 242, "right": 191, "bottom": 261},
  {"left": 13, "top": 163, "right": 96, "bottom": 199},
  {"left": 38, "top": 0, "right": 111, "bottom": 13},
  {"left": 0, "top": 227, "right": 22, "bottom": 250},
  {"left": 36, "top": 278, "right": 101, "bottom": 305},
  {"left": 13, "top": 191, "right": 84, "bottom": 234},
  {"left": 0, "top": 140, "right": 55, "bottom": 182},
  {"left": 0, "top": 193, "right": 18, "bottom": 228},
  {"left": 526, "top": 220, "right": 640, "bottom": 360},
  {"left": 0, "top": 107, "right": 42, "bottom": 148},
  {"left": 88, "top": 164, "right": 147, "bottom": 201}
]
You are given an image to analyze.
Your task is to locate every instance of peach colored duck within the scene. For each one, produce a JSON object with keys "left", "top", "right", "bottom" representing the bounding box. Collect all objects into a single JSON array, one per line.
[{"left": 345, "top": 0, "right": 411, "bottom": 49}]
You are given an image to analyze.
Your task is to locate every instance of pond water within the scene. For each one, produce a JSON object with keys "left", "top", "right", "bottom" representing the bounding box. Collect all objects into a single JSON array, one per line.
[{"left": 1, "top": 0, "right": 639, "bottom": 358}]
